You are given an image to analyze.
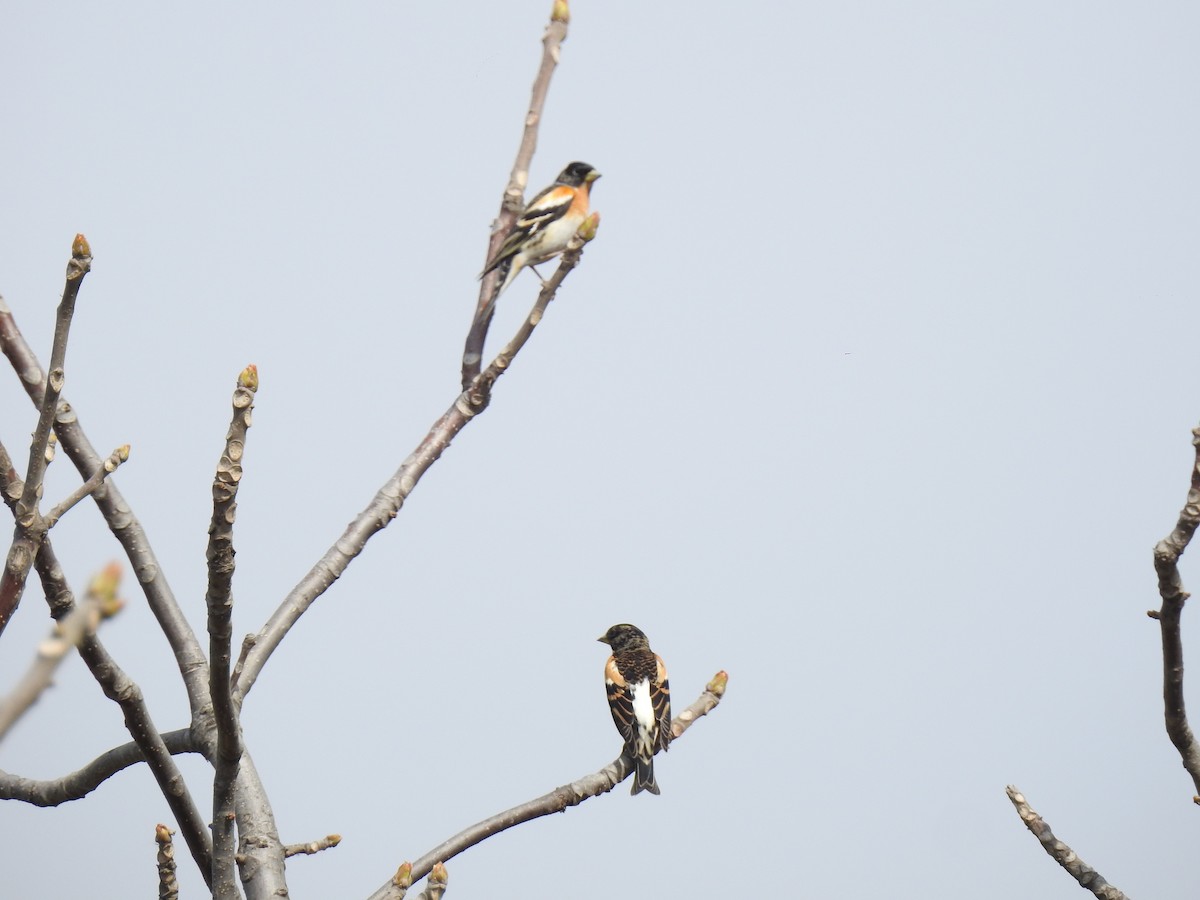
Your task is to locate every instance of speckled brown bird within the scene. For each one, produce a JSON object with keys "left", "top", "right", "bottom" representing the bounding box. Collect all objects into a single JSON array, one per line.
[{"left": 598, "top": 623, "right": 671, "bottom": 795}]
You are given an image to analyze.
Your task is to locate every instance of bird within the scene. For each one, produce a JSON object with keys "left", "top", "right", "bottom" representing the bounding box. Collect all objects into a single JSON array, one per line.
[
  {"left": 598, "top": 623, "right": 671, "bottom": 795},
  {"left": 478, "top": 161, "right": 601, "bottom": 309}
]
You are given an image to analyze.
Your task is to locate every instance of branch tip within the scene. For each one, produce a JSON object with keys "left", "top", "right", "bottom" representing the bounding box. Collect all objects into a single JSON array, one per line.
[
  {"left": 71, "top": 234, "right": 91, "bottom": 259},
  {"left": 578, "top": 211, "right": 600, "bottom": 242},
  {"left": 707, "top": 670, "right": 728, "bottom": 696},
  {"left": 551, "top": 0, "right": 569, "bottom": 24},
  {"left": 88, "top": 562, "right": 125, "bottom": 619},
  {"left": 239, "top": 364, "right": 259, "bottom": 391},
  {"left": 393, "top": 862, "right": 414, "bottom": 888},
  {"left": 282, "top": 834, "right": 342, "bottom": 857}
]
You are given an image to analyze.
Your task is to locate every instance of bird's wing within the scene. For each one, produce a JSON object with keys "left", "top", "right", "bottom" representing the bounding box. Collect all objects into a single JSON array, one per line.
[
  {"left": 479, "top": 184, "right": 577, "bottom": 276},
  {"left": 604, "top": 655, "right": 637, "bottom": 745},
  {"left": 652, "top": 654, "right": 672, "bottom": 752},
  {"left": 516, "top": 184, "right": 577, "bottom": 233}
]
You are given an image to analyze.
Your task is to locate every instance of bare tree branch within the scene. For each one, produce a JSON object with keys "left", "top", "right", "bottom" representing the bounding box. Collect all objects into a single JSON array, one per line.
[
  {"left": 0, "top": 439, "right": 20, "bottom": 507},
  {"left": 0, "top": 439, "right": 77, "bottom": 622},
  {"left": 233, "top": 239, "right": 594, "bottom": 704},
  {"left": 156, "top": 823, "right": 181, "bottom": 900},
  {"left": 0, "top": 308, "right": 215, "bottom": 880},
  {"left": 1005, "top": 786, "right": 1130, "bottom": 899},
  {"left": 0, "top": 729, "right": 197, "bottom": 805},
  {"left": 1, "top": 287, "right": 286, "bottom": 898},
  {"left": 15, "top": 234, "right": 91, "bottom": 526},
  {"left": 0, "top": 564, "right": 123, "bottom": 741},
  {"left": 367, "top": 671, "right": 727, "bottom": 900},
  {"left": 462, "top": 0, "right": 572, "bottom": 388},
  {"left": 0, "top": 298, "right": 211, "bottom": 717},
  {"left": 282, "top": 834, "right": 341, "bottom": 858},
  {"left": 76, "top": 629, "right": 214, "bottom": 885},
  {"left": 43, "top": 444, "right": 130, "bottom": 529},
  {"left": 0, "top": 236, "right": 91, "bottom": 637},
  {"left": 0, "top": 602, "right": 96, "bottom": 740},
  {"left": 1150, "top": 423, "right": 1200, "bottom": 798},
  {"left": 207, "top": 365, "right": 257, "bottom": 900}
]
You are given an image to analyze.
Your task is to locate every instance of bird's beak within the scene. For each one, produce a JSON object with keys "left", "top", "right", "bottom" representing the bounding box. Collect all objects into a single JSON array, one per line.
[
  {"left": 586, "top": 170, "right": 601, "bottom": 183},
  {"left": 597, "top": 635, "right": 609, "bottom": 644}
]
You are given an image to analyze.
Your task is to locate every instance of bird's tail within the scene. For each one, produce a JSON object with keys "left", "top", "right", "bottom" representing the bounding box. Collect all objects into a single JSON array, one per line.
[{"left": 630, "top": 754, "right": 660, "bottom": 796}]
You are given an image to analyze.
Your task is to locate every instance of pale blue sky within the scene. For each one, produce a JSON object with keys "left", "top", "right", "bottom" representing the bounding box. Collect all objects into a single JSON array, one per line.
[{"left": 3, "top": 2, "right": 1200, "bottom": 897}]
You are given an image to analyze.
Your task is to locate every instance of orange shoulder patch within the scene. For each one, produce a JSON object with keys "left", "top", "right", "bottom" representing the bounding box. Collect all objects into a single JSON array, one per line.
[{"left": 604, "top": 655, "right": 626, "bottom": 687}]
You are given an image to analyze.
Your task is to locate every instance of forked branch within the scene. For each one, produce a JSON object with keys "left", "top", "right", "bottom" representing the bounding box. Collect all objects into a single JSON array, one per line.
[
  {"left": 0, "top": 236, "right": 91, "bottom": 637},
  {"left": 462, "top": 0, "right": 572, "bottom": 388},
  {"left": 0, "top": 292, "right": 211, "bottom": 716},
  {"left": 1150, "top": 423, "right": 1200, "bottom": 797},
  {"left": 233, "top": 233, "right": 596, "bottom": 704}
]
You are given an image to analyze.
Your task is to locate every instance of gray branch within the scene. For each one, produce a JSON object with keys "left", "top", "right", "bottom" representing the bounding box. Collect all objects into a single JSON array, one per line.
[
  {"left": 207, "top": 366, "right": 257, "bottom": 900},
  {"left": 0, "top": 298, "right": 210, "bottom": 717},
  {"left": 1005, "top": 786, "right": 1129, "bottom": 899},
  {"left": 462, "top": 1, "right": 571, "bottom": 388},
  {"left": 1150, "top": 423, "right": 1200, "bottom": 796},
  {"left": 0, "top": 729, "right": 197, "bottom": 806},
  {"left": 233, "top": 243, "right": 593, "bottom": 705}
]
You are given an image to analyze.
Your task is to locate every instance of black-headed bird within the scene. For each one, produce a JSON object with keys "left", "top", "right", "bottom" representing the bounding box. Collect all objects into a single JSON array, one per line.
[
  {"left": 479, "top": 161, "right": 601, "bottom": 306},
  {"left": 598, "top": 623, "right": 671, "bottom": 795}
]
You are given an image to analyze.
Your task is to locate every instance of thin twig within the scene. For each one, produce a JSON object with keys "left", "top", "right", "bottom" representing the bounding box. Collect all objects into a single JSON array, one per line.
[
  {"left": 233, "top": 238, "right": 594, "bottom": 704},
  {"left": 0, "top": 573, "right": 120, "bottom": 741},
  {"left": 0, "top": 237, "right": 90, "bottom": 638},
  {"left": 43, "top": 444, "right": 130, "bottom": 528},
  {"left": 0, "top": 729, "right": 197, "bottom": 805},
  {"left": 0, "top": 295, "right": 210, "bottom": 717},
  {"left": 0, "top": 439, "right": 22, "bottom": 508},
  {"left": 0, "top": 602, "right": 95, "bottom": 740},
  {"left": 282, "top": 834, "right": 342, "bottom": 858},
  {"left": 366, "top": 671, "right": 727, "bottom": 900},
  {"left": 462, "top": 0, "right": 572, "bottom": 388},
  {"left": 16, "top": 233, "right": 91, "bottom": 526},
  {"left": 1150, "top": 423, "right": 1200, "bottom": 797},
  {"left": 208, "top": 365, "right": 256, "bottom": 900},
  {"left": 1005, "top": 786, "right": 1130, "bottom": 899}
]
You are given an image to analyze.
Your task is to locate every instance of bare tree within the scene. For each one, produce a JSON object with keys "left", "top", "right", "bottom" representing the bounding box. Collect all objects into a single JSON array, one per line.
[{"left": 0, "top": 4, "right": 727, "bottom": 897}]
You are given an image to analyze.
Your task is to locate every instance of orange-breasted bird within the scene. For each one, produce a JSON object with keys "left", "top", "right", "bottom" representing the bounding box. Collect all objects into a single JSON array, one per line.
[
  {"left": 479, "top": 161, "right": 601, "bottom": 309},
  {"left": 598, "top": 623, "right": 671, "bottom": 795}
]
